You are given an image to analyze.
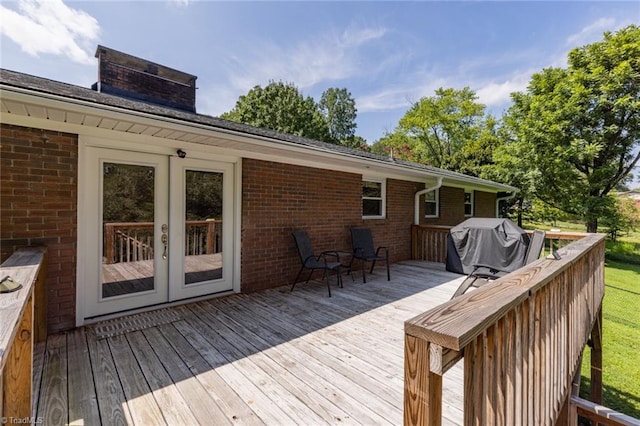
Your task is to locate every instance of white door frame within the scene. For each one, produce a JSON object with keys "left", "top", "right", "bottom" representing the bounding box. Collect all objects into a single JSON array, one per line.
[{"left": 77, "top": 136, "right": 241, "bottom": 324}]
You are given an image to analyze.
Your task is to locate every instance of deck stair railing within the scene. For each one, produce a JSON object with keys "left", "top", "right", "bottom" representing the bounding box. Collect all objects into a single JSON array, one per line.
[
  {"left": 404, "top": 233, "right": 613, "bottom": 425},
  {"left": 104, "top": 220, "right": 222, "bottom": 264}
]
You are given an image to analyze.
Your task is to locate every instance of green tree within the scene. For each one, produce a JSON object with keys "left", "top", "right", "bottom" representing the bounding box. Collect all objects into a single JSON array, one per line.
[
  {"left": 503, "top": 25, "right": 640, "bottom": 232},
  {"left": 318, "top": 87, "right": 358, "bottom": 147},
  {"left": 601, "top": 195, "right": 640, "bottom": 241},
  {"left": 221, "top": 81, "right": 330, "bottom": 142},
  {"left": 373, "top": 87, "right": 486, "bottom": 171}
]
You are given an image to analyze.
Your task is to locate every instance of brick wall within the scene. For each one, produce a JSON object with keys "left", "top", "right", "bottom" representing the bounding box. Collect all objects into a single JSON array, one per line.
[
  {"left": 474, "top": 191, "right": 497, "bottom": 217},
  {"left": 422, "top": 186, "right": 466, "bottom": 226},
  {"left": 420, "top": 187, "right": 497, "bottom": 226},
  {"left": 241, "top": 159, "right": 422, "bottom": 292},
  {"left": 98, "top": 61, "right": 196, "bottom": 112},
  {"left": 0, "top": 124, "right": 78, "bottom": 332}
]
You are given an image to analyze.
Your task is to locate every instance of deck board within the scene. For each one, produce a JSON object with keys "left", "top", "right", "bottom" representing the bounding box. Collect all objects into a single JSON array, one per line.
[{"left": 35, "top": 261, "right": 466, "bottom": 425}]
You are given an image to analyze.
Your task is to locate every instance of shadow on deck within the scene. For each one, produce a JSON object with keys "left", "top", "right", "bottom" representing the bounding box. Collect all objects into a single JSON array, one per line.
[{"left": 34, "top": 261, "right": 466, "bottom": 425}]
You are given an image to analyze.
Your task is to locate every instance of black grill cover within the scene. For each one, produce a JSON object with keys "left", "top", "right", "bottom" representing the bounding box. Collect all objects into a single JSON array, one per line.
[{"left": 445, "top": 218, "right": 530, "bottom": 275}]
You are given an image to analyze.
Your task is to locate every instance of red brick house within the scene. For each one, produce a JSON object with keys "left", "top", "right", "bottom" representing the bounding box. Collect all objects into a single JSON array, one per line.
[{"left": 0, "top": 46, "right": 517, "bottom": 332}]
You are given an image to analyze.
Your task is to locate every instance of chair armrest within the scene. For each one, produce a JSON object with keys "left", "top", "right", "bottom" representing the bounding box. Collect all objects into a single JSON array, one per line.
[{"left": 375, "top": 246, "right": 389, "bottom": 256}]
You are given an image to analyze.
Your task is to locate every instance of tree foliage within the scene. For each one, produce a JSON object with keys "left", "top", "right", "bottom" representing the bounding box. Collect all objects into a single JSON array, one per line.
[
  {"left": 371, "top": 87, "right": 488, "bottom": 173},
  {"left": 600, "top": 196, "right": 640, "bottom": 241},
  {"left": 500, "top": 25, "right": 640, "bottom": 232},
  {"left": 318, "top": 87, "right": 358, "bottom": 147},
  {"left": 221, "top": 81, "right": 330, "bottom": 142},
  {"left": 221, "top": 81, "right": 361, "bottom": 147}
]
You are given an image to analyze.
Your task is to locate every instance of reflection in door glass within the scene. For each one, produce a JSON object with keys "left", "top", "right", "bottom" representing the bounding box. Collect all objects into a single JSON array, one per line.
[
  {"left": 101, "top": 163, "right": 155, "bottom": 298},
  {"left": 184, "top": 170, "right": 223, "bottom": 285}
]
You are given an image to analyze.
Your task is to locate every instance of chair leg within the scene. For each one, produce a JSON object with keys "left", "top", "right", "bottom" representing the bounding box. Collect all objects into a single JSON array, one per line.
[
  {"left": 323, "top": 269, "right": 331, "bottom": 297},
  {"left": 305, "top": 270, "right": 314, "bottom": 283},
  {"left": 291, "top": 265, "right": 306, "bottom": 292},
  {"left": 386, "top": 253, "right": 390, "bottom": 281},
  {"left": 361, "top": 259, "right": 367, "bottom": 283},
  {"left": 346, "top": 256, "right": 355, "bottom": 281},
  {"left": 370, "top": 259, "right": 377, "bottom": 274}
]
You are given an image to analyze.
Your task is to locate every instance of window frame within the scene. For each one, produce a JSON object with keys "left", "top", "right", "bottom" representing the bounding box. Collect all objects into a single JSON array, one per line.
[
  {"left": 424, "top": 188, "right": 439, "bottom": 218},
  {"left": 362, "top": 177, "right": 386, "bottom": 219},
  {"left": 464, "top": 190, "right": 474, "bottom": 217}
]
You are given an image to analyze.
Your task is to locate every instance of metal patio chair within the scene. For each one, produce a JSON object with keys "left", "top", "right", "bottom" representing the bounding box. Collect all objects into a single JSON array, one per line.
[
  {"left": 348, "top": 227, "right": 390, "bottom": 283},
  {"left": 291, "top": 230, "right": 343, "bottom": 297},
  {"left": 451, "top": 229, "right": 546, "bottom": 298}
]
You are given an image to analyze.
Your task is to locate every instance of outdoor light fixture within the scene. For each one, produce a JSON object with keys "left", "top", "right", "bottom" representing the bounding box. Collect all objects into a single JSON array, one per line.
[{"left": 177, "top": 149, "right": 187, "bottom": 158}]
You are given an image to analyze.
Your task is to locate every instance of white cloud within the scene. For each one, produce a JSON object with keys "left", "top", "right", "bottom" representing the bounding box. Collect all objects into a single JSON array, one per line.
[
  {"left": 197, "top": 25, "right": 389, "bottom": 116},
  {"left": 475, "top": 71, "right": 532, "bottom": 108},
  {"left": 168, "top": 0, "right": 190, "bottom": 8},
  {"left": 225, "top": 25, "right": 387, "bottom": 92},
  {"left": 565, "top": 17, "right": 616, "bottom": 47},
  {"left": 0, "top": 0, "right": 99, "bottom": 65},
  {"left": 357, "top": 76, "right": 449, "bottom": 113}
]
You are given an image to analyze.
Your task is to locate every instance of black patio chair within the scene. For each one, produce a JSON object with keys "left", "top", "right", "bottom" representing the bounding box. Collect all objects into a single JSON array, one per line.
[
  {"left": 348, "top": 227, "right": 390, "bottom": 283},
  {"left": 451, "top": 229, "right": 546, "bottom": 298},
  {"left": 291, "top": 230, "right": 343, "bottom": 297}
]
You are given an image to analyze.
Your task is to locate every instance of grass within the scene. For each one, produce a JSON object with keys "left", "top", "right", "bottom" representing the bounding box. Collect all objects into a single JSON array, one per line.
[
  {"left": 580, "top": 261, "right": 640, "bottom": 418},
  {"left": 524, "top": 220, "right": 640, "bottom": 418}
]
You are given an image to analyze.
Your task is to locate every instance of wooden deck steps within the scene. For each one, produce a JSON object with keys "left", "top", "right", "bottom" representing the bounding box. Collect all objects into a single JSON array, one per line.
[{"left": 34, "top": 261, "right": 466, "bottom": 425}]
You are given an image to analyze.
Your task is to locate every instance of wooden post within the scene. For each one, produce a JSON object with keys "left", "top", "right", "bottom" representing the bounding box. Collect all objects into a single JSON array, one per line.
[
  {"left": 590, "top": 307, "right": 603, "bottom": 405},
  {"left": 207, "top": 220, "right": 216, "bottom": 254},
  {"left": 404, "top": 334, "right": 442, "bottom": 426},
  {"left": 34, "top": 253, "right": 47, "bottom": 343},
  {"left": 3, "top": 291, "right": 34, "bottom": 419},
  {"left": 104, "top": 223, "right": 114, "bottom": 264}
]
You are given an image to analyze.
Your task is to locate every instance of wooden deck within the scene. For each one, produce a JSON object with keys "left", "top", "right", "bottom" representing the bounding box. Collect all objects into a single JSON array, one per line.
[{"left": 33, "top": 261, "right": 466, "bottom": 425}]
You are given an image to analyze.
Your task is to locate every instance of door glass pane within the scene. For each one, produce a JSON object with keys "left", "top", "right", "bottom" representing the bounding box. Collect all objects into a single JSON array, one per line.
[
  {"left": 184, "top": 170, "right": 223, "bottom": 285},
  {"left": 102, "top": 163, "right": 155, "bottom": 298}
]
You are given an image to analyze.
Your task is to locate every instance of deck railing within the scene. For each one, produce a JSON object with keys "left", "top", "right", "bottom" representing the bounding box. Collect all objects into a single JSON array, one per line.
[
  {"left": 411, "top": 224, "right": 585, "bottom": 263},
  {"left": 0, "top": 247, "right": 47, "bottom": 421},
  {"left": 104, "top": 220, "right": 222, "bottom": 264},
  {"left": 404, "top": 233, "right": 608, "bottom": 425}
]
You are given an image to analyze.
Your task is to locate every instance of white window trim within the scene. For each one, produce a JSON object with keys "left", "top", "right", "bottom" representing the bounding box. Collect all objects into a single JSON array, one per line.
[
  {"left": 362, "top": 177, "right": 386, "bottom": 219},
  {"left": 424, "top": 188, "right": 439, "bottom": 218},
  {"left": 464, "top": 190, "right": 474, "bottom": 217}
]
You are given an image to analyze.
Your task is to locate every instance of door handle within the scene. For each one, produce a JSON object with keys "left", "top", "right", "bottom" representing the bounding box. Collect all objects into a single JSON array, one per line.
[{"left": 161, "top": 225, "right": 168, "bottom": 260}]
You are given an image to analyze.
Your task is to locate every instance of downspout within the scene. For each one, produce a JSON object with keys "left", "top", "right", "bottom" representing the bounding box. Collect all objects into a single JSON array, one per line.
[
  {"left": 414, "top": 177, "right": 443, "bottom": 225},
  {"left": 496, "top": 191, "right": 517, "bottom": 217}
]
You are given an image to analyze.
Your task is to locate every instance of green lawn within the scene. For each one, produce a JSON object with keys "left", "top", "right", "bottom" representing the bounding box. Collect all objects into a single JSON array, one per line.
[
  {"left": 523, "top": 221, "right": 640, "bottom": 418},
  {"left": 580, "top": 261, "right": 640, "bottom": 418}
]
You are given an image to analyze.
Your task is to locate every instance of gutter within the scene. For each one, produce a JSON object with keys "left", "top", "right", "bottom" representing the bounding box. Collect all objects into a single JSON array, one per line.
[{"left": 415, "top": 177, "right": 443, "bottom": 225}]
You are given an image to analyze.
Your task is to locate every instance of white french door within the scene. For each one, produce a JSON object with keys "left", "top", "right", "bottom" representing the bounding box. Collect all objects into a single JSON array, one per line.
[
  {"left": 83, "top": 147, "right": 234, "bottom": 318},
  {"left": 168, "top": 157, "right": 234, "bottom": 301}
]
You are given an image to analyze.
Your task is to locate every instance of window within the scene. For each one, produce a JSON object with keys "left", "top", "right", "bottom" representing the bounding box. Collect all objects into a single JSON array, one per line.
[
  {"left": 362, "top": 178, "right": 385, "bottom": 218},
  {"left": 464, "top": 191, "right": 474, "bottom": 217},
  {"left": 424, "top": 189, "right": 439, "bottom": 218}
]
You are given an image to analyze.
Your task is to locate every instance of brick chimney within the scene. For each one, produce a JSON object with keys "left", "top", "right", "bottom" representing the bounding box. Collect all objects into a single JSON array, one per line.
[{"left": 92, "top": 45, "right": 197, "bottom": 113}]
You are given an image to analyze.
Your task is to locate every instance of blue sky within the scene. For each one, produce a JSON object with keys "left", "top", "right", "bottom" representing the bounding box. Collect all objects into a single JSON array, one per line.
[{"left": 1, "top": 0, "right": 638, "bottom": 146}]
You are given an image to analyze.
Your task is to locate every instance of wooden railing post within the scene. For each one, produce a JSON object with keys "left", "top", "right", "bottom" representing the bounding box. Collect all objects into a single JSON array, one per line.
[
  {"left": 590, "top": 307, "right": 603, "bottom": 405},
  {"left": 207, "top": 220, "right": 216, "bottom": 254},
  {"left": 3, "top": 291, "right": 33, "bottom": 419},
  {"left": 0, "top": 247, "right": 47, "bottom": 422},
  {"left": 404, "top": 334, "right": 442, "bottom": 426}
]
